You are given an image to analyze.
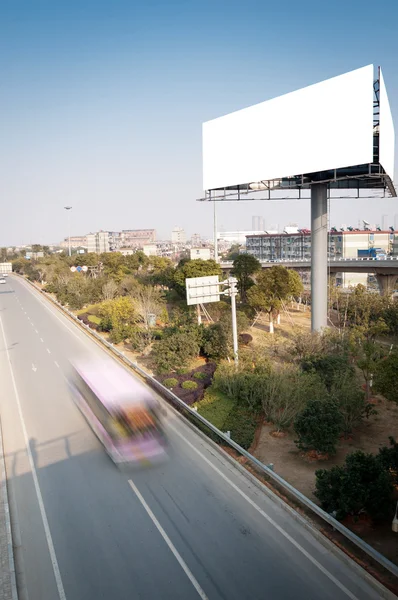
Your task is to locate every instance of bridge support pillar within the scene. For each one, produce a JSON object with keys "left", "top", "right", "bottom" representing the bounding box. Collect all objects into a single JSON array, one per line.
[
  {"left": 311, "top": 183, "right": 328, "bottom": 332},
  {"left": 376, "top": 273, "right": 398, "bottom": 297}
]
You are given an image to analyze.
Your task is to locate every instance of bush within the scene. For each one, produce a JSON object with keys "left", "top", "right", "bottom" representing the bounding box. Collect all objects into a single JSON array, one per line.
[
  {"left": 329, "top": 370, "right": 370, "bottom": 436},
  {"left": 223, "top": 404, "right": 259, "bottom": 450},
  {"left": 378, "top": 437, "right": 398, "bottom": 485},
  {"left": 201, "top": 323, "right": 229, "bottom": 360},
  {"left": 301, "top": 354, "right": 352, "bottom": 391},
  {"left": 315, "top": 450, "right": 394, "bottom": 521},
  {"left": 152, "top": 331, "right": 200, "bottom": 374},
  {"left": 373, "top": 351, "right": 398, "bottom": 404},
  {"left": 182, "top": 380, "right": 198, "bottom": 390},
  {"left": 163, "top": 378, "right": 178, "bottom": 388},
  {"left": 214, "top": 366, "right": 269, "bottom": 411},
  {"left": 193, "top": 371, "right": 207, "bottom": 380},
  {"left": 176, "top": 366, "right": 190, "bottom": 375},
  {"left": 194, "top": 388, "right": 235, "bottom": 430},
  {"left": 294, "top": 399, "right": 343, "bottom": 455},
  {"left": 239, "top": 333, "right": 253, "bottom": 346}
]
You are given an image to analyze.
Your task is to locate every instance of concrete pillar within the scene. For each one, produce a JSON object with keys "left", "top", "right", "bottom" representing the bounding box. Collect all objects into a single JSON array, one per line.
[
  {"left": 376, "top": 273, "right": 398, "bottom": 297},
  {"left": 311, "top": 183, "right": 328, "bottom": 331}
]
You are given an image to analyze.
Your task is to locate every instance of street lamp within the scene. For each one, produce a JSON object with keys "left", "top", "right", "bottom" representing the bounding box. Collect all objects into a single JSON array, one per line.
[{"left": 64, "top": 206, "right": 72, "bottom": 257}]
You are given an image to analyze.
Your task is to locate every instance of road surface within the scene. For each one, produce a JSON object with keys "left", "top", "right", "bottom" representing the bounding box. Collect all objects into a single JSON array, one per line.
[{"left": 0, "top": 275, "right": 388, "bottom": 600}]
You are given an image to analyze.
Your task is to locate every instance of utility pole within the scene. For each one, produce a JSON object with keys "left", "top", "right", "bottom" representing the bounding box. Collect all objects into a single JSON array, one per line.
[
  {"left": 64, "top": 206, "right": 72, "bottom": 257},
  {"left": 227, "top": 277, "right": 239, "bottom": 366},
  {"left": 213, "top": 198, "right": 218, "bottom": 263}
]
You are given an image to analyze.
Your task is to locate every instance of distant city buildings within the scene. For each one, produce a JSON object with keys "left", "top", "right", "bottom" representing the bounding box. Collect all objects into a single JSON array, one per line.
[
  {"left": 191, "top": 233, "right": 202, "bottom": 246},
  {"left": 86, "top": 231, "right": 110, "bottom": 254},
  {"left": 171, "top": 227, "right": 186, "bottom": 244},
  {"left": 60, "top": 235, "right": 87, "bottom": 249},
  {"left": 246, "top": 227, "right": 395, "bottom": 288},
  {"left": 120, "top": 229, "right": 156, "bottom": 248},
  {"left": 190, "top": 248, "right": 211, "bottom": 260},
  {"left": 218, "top": 231, "right": 265, "bottom": 245},
  {"left": 251, "top": 216, "right": 265, "bottom": 231}
]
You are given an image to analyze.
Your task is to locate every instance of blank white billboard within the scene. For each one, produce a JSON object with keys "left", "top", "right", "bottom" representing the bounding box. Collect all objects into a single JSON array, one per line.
[
  {"left": 203, "top": 65, "right": 375, "bottom": 191},
  {"left": 379, "top": 68, "right": 395, "bottom": 182}
]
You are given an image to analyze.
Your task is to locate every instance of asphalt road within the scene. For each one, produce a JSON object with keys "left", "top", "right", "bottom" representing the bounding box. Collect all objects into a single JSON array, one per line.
[{"left": 0, "top": 275, "right": 388, "bottom": 600}]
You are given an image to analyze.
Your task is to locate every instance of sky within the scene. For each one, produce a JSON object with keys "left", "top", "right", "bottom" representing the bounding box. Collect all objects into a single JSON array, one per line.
[{"left": 1, "top": 0, "right": 398, "bottom": 246}]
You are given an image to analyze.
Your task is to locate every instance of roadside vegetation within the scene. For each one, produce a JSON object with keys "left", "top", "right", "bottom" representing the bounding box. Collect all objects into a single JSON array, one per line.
[{"left": 11, "top": 247, "right": 398, "bottom": 558}]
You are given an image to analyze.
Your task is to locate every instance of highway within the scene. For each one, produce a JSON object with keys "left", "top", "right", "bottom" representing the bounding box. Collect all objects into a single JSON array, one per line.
[{"left": 0, "top": 275, "right": 387, "bottom": 600}]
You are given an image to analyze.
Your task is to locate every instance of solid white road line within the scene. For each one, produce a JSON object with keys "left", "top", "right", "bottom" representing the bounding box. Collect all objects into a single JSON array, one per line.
[
  {"left": 128, "top": 479, "right": 209, "bottom": 600},
  {"left": 46, "top": 348, "right": 51, "bottom": 354},
  {"left": 0, "top": 317, "right": 66, "bottom": 600},
  {"left": 169, "top": 423, "right": 359, "bottom": 600},
  {"left": 40, "top": 338, "right": 44, "bottom": 343},
  {"left": 54, "top": 361, "right": 60, "bottom": 369}
]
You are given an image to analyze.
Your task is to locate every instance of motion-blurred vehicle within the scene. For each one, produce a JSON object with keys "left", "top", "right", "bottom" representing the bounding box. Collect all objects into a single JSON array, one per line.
[
  {"left": 0, "top": 278, "right": 6, "bottom": 284},
  {"left": 69, "top": 358, "right": 167, "bottom": 466}
]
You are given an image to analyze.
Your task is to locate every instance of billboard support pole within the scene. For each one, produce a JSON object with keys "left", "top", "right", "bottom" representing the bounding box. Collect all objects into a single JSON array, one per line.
[
  {"left": 311, "top": 183, "right": 328, "bottom": 331},
  {"left": 213, "top": 196, "right": 219, "bottom": 263}
]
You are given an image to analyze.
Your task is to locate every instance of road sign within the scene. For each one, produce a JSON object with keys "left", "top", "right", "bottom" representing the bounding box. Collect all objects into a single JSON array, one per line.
[
  {"left": 82, "top": 265, "right": 88, "bottom": 272},
  {"left": 76, "top": 266, "right": 82, "bottom": 272},
  {"left": 186, "top": 276, "right": 220, "bottom": 306},
  {"left": 70, "top": 266, "right": 76, "bottom": 272}
]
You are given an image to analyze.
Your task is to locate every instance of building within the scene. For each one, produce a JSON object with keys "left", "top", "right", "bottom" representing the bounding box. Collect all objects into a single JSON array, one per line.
[
  {"left": 120, "top": 229, "right": 156, "bottom": 248},
  {"left": 86, "top": 231, "right": 110, "bottom": 254},
  {"left": 246, "top": 228, "right": 395, "bottom": 288},
  {"left": 142, "top": 244, "right": 158, "bottom": 257},
  {"left": 108, "top": 231, "right": 121, "bottom": 252},
  {"left": 218, "top": 230, "right": 266, "bottom": 246},
  {"left": 190, "top": 248, "right": 211, "bottom": 260},
  {"left": 191, "top": 233, "right": 202, "bottom": 246},
  {"left": 171, "top": 227, "right": 186, "bottom": 244},
  {"left": 60, "top": 235, "right": 88, "bottom": 249}
]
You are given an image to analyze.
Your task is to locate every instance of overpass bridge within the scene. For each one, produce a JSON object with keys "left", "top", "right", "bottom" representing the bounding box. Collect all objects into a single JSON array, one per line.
[{"left": 220, "top": 257, "right": 398, "bottom": 294}]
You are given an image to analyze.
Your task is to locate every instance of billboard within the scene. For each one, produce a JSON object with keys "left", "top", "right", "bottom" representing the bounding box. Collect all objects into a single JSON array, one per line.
[
  {"left": 203, "top": 65, "right": 375, "bottom": 191},
  {"left": 379, "top": 68, "right": 395, "bottom": 182},
  {"left": 186, "top": 276, "right": 220, "bottom": 305}
]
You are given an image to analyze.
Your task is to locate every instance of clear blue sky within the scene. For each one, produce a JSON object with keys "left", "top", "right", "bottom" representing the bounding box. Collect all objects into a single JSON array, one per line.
[{"left": 1, "top": 0, "right": 398, "bottom": 246}]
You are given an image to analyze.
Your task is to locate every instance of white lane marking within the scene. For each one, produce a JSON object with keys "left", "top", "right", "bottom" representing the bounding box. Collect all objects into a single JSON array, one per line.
[
  {"left": 169, "top": 423, "right": 359, "bottom": 600},
  {"left": 128, "top": 479, "right": 208, "bottom": 600},
  {"left": 40, "top": 338, "right": 44, "bottom": 343},
  {"left": 0, "top": 316, "right": 66, "bottom": 600},
  {"left": 32, "top": 364, "right": 37, "bottom": 372},
  {"left": 54, "top": 361, "right": 60, "bottom": 368},
  {"left": 35, "top": 329, "right": 38, "bottom": 334},
  {"left": 46, "top": 348, "right": 51, "bottom": 354}
]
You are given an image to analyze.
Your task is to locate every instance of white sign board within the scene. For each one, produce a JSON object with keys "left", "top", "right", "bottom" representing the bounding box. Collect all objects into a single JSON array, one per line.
[
  {"left": 379, "top": 68, "right": 395, "bottom": 182},
  {"left": 203, "top": 65, "right": 374, "bottom": 190},
  {"left": 186, "top": 276, "right": 220, "bottom": 305}
]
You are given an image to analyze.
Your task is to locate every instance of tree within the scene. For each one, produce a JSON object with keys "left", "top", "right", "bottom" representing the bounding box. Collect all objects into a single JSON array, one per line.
[
  {"left": 152, "top": 331, "right": 200, "bottom": 373},
  {"left": 294, "top": 399, "right": 343, "bottom": 455},
  {"left": 315, "top": 451, "right": 393, "bottom": 521},
  {"left": 98, "top": 297, "right": 138, "bottom": 335},
  {"left": 301, "top": 354, "right": 353, "bottom": 392},
  {"left": 247, "top": 266, "right": 303, "bottom": 333},
  {"left": 232, "top": 254, "right": 261, "bottom": 301},
  {"left": 373, "top": 350, "right": 398, "bottom": 404},
  {"left": 102, "top": 279, "right": 118, "bottom": 301},
  {"left": 329, "top": 370, "right": 371, "bottom": 437},
  {"left": 0, "top": 247, "right": 7, "bottom": 261},
  {"left": 173, "top": 259, "right": 221, "bottom": 297},
  {"left": 225, "top": 244, "right": 242, "bottom": 261},
  {"left": 131, "top": 284, "right": 165, "bottom": 330},
  {"left": 262, "top": 367, "right": 326, "bottom": 432}
]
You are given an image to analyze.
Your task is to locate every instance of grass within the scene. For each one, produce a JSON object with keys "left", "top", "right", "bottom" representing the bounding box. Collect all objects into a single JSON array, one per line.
[
  {"left": 76, "top": 303, "right": 101, "bottom": 316},
  {"left": 194, "top": 387, "right": 236, "bottom": 431}
]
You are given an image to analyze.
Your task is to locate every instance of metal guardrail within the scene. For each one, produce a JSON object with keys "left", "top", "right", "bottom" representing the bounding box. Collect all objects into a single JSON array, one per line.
[{"left": 23, "top": 276, "right": 398, "bottom": 580}]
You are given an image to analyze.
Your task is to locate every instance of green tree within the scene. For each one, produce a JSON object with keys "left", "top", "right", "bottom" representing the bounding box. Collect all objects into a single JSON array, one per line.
[
  {"left": 329, "top": 370, "right": 371, "bottom": 437},
  {"left": 247, "top": 266, "right": 303, "bottom": 333},
  {"left": 315, "top": 451, "right": 394, "bottom": 521},
  {"left": 98, "top": 296, "right": 138, "bottom": 335},
  {"left": 301, "top": 354, "right": 352, "bottom": 392},
  {"left": 225, "top": 244, "right": 242, "bottom": 261},
  {"left": 152, "top": 330, "right": 200, "bottom": 373},
  {"left": 0, "top": 247, "right": 7, "bottom": 261},
  {"left": 294, "top": 399, "right": 343, "bottom": 455},
  {"left": 373, "top": 350, "right": 398, "bottom": 404},
  {"left": 173, "top": 259, "right": 221, "bottom": 297},
  {"left": 232, "top": 254, "right": 261, "bottom": 301}
]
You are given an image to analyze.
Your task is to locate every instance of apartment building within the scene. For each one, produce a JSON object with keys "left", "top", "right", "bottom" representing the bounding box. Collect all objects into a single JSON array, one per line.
[
  {"left": 171, "top": 227, "right": 186, "bottom": 244},
  {"left": 121, "top": 229, "right": 156, "bottom": 248},
  {"left": 86, "top": 231, "right": 110, "bottom": 254}
]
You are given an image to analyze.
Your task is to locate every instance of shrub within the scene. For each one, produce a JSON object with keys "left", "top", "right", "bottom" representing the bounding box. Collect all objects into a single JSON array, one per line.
[
  {"left": 378, "top": 437, "right": 398, "bottom": 485},
  {"left": 193, "top": 371, "right": 207, "bottom": 380},
  {"left": 214, "top": 365, "right": 269, "bottom": 411},
  {"left": 182, "top": 380, "right": 198, "bottom": 390},
  {"left": 315, "top": 450, "right": 394, "bottom": 521},
  {"left": 201, "top": 323, "right": 229, "bottom": 360},
  {"left": 373, "top": 351, "right": 398, "bottom": 404},
  {"left": 239, "top": 333, "right": 253, "bottom": 346},
  {"left": 152, "top": 330, "right": 200, "bottom": 373},
  {"left": 152, "top": 328, "right": 163, "bottom": 340},
  {"left": 294, "top": 399, "right": 343, "bottom": 455},
  {"left": 223, "top": 404, "right": 259, "bottom": 450},
  {"left": 301, "top": 354, "right": 352, "bottom": 391},
  {"left": 176, "top": 366, "right": 190, "bottom": 375},
  {"left": 163, "top": 378, "right": 178, "bottom": 388},
  {"left": 329, "top": 370, "right": 371, "bottom": 436}
]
